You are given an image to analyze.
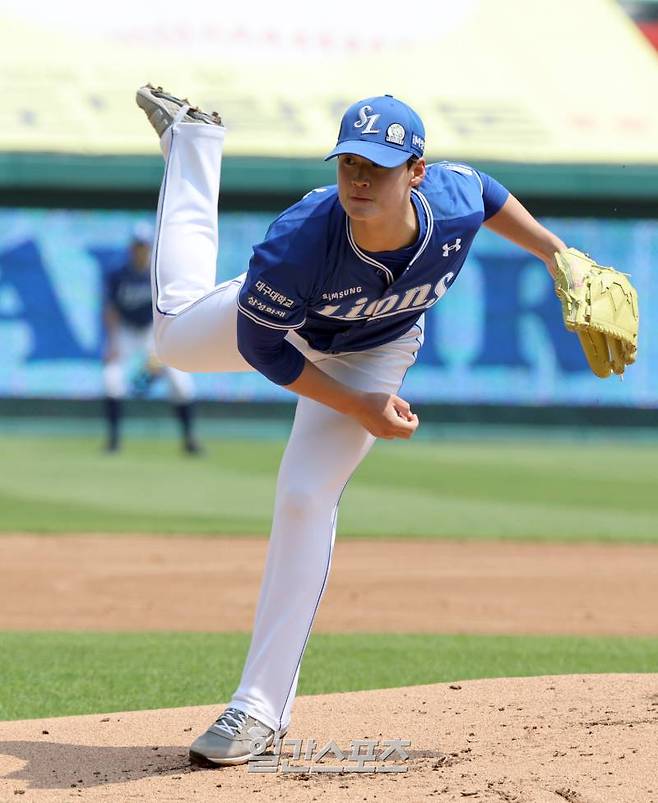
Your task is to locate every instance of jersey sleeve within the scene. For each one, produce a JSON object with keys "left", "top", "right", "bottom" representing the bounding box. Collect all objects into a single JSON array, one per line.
[
  {"left": 237, "top": 211, "right": 322, "bottom": 331},
  {"left": 237, "top": 313, "right": 305, "bottom": 386},
  {"left": 476, "top": 170, "right": 510, "bottom": 220}
]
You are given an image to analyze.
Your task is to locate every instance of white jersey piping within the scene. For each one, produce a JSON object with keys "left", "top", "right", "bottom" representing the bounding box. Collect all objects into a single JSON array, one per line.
[{"left": 345, "top": 188, "right": 434, "bottom": 286}]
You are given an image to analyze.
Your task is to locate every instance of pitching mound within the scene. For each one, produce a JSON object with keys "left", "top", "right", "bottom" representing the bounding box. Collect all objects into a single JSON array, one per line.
[{"left": 1, "top": 674, "right": 657, "bottom": 802}]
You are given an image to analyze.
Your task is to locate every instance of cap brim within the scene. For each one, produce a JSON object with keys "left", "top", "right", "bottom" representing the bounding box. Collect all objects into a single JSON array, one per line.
[{"left": 324, "top": 140, "right": 412, "bottom": 168}]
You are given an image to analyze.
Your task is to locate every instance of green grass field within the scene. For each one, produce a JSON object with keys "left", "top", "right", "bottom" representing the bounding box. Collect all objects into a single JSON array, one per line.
[
  {"left": 2, "top": 631, "right": 657, "bottom": 721},
  {"left": 2, "top": 430, "right": 657, "bottom": 722},
  {"left": 1, "top": 433, "right": 657, "bottom": 540}
]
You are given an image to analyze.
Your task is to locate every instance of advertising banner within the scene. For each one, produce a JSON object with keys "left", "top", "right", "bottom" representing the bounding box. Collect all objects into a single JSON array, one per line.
[{"left": 1, "top": 208, "right": 655, "bottom": 406}]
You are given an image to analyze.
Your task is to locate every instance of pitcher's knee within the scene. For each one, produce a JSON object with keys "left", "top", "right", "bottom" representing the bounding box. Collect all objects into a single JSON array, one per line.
[
  {"left": 276, "top": 486, "right": 331, "bottom": 524},
  {"left": 153, "top": 325, "right": 190, "bottom": 372}
]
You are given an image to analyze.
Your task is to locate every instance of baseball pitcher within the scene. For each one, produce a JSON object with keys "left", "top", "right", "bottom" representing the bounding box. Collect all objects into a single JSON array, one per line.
[{"left": 135, "top": 85, "right": 638, "bottom": 765}]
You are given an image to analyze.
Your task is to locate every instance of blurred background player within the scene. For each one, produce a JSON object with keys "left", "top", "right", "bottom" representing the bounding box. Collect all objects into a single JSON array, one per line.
[{"left": 102, "top": 223, "right": 202, "bottom": 454}]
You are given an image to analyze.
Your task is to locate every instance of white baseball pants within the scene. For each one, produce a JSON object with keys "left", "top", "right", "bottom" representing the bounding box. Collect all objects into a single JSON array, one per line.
[
  {"left": 103, "top": 323, "right": 194, "bottom": 402},
  {"left": 152, "top": 120, "right": 423, "bottom": 732}
]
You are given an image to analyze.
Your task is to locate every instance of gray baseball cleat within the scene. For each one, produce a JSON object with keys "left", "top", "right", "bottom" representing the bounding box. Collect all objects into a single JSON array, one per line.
[
  {"left": 189, "top": 706, "right": 282, "bottom": 766},
  {"left": 135, "top": 83, "right": 222, "bottom": 138}
]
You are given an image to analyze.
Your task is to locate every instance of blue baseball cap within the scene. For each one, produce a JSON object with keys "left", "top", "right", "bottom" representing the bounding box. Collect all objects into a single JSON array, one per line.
[{"left": 325, "top": 95, "right": 425, "bottom": 168}]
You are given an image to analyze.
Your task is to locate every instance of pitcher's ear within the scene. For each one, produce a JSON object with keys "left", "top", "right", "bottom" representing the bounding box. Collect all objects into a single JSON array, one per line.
[{"left": 410, "top": 158, "right": 426, "bottom": 187}]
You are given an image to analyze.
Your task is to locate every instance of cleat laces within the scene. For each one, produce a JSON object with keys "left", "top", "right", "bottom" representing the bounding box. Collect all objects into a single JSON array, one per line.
[{"left": 213, "top": 707, "right": 249, "bottom": 737}]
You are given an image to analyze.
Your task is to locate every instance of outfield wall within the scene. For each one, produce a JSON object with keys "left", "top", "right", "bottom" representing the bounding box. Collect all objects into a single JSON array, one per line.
[{"left": 1, "top": 208, "right": 655, "bottom": 408}]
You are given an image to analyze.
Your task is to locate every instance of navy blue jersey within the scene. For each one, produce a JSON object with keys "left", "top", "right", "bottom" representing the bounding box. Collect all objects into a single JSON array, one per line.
[
  {"left": 106, "top": 265, "right": 153, "bottom": 328},
  {"left": 238, "top": 162, "right": 508, "bottom": 357}
]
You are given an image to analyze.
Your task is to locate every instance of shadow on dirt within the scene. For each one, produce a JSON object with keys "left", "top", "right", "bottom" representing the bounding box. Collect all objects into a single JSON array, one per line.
[{"left": 0, "top": 740, "right": 201, "bottom": 790}]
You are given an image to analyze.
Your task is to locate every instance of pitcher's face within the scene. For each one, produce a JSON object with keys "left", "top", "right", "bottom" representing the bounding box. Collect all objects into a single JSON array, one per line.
[{"left": 337, "top": 154, "right": 425, "bottom": 222}]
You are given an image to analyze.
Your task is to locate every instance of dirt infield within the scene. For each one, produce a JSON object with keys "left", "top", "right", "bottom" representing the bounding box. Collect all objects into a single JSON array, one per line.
[
  {"left": 1, "top": 676, "right": 658, "bottom": 802},
  {"left": 2, "top": 534, "right": 658, "bottom": 801},
  {"left": 1, "top": 535, "right": 658, "bottom": 634}
]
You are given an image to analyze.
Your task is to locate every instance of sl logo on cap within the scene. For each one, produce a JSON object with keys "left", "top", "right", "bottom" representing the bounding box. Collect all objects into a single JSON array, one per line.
[
  {"left": 354, "top": 105, "right": 381, "bottom": 134},
  {"left": 385, "top": 123, "right": 406, "bottom": 146}
]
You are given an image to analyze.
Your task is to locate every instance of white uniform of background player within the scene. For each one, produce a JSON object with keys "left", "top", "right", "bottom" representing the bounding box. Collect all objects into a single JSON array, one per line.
[
  {"left": 136, "top": 85, "right": 567, "bottom": 765},
  {"left": 102, "top": 223, "right": 201, "bottom": 454}
]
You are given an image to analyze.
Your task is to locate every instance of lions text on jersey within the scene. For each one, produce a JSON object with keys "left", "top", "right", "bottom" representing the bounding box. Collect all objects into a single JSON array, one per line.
[{"left": 236, "top": 162, "right": 509, "bottom": 384}]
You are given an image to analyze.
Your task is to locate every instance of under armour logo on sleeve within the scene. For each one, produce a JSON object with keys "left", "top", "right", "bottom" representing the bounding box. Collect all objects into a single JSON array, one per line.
[{"left": 442, "top": 239, "right": 462, "bottom": 257}]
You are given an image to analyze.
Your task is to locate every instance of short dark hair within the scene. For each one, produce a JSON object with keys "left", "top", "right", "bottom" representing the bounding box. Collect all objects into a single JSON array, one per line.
[{"left": 406, "top": 155, "right": 419, "bottom": 168}]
